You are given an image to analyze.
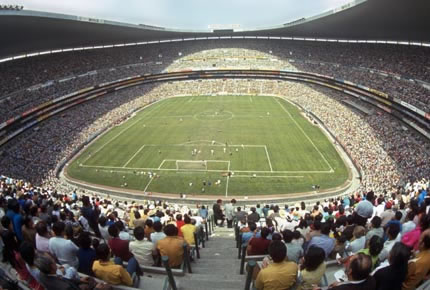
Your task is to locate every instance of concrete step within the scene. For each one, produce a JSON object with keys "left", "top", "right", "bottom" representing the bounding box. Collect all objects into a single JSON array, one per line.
[{"left": 177, "top": 275, "right": 244, "bottom": 290}]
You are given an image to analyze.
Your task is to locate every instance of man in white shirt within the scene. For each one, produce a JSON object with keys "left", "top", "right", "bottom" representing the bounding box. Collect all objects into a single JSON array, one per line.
[
  {"left": 48, "top": 221, "right": 79, "bottom": 268},
  {"left": 150, "top": 221, "right": 166, "bottom": 254},
  {"left": 129, "top": 226, "right": 154, "bottom": 266}
]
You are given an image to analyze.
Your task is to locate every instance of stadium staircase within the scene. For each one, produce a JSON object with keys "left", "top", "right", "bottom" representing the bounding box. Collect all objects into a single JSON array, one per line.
[{"left": 176, "top": 226, "right": 244, "bottom": 290}]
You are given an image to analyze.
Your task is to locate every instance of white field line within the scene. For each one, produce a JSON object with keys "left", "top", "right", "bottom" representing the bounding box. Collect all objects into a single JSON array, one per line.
[
  {"left": 187, "top": 97, "right": 194, "bottom": 103},
  {"left": 80, "top": 164, "right": 333, "bottom": 174},
  {"left": 250, "top": 96, "right": 253, "bottom": 102},
  {"left": 158, "top": 159, "right": 167, "bottom": 169},
  {"left": 274, "top": 97, "right": 334, "bottom": 172},
  {"left": 80, "top": 98, "right": 166, "bottom": 165},
  {"left": 143, "top": 176, "right": 154, "bottom": 192},
  {"left": 81, "top": 117, "right": 143, "bottom": 165},
  {"left": 225, "top": 161, "right": 231, "bottom": 197},
  {"left": 122, "top": 145, "right": 146, "bottom": 168},
  {"left": 175, "top": 159, "right": 230, "bottom": 163},
  {"left": 149, "top": 115, "right": 193, "bottom": 119},
  {"left": 264, "top": 145, "right": 273, "bottom": 172}
]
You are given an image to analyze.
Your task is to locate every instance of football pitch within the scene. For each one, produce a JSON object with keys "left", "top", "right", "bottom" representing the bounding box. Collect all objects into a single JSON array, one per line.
[{"left": 67, "top": 95, "right": 349, "bottom": 196}]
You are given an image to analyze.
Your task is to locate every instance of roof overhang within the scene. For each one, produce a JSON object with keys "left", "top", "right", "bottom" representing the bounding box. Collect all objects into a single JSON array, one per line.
[{"left": 0, "top": 0, "right": 429, "bottom": 58}]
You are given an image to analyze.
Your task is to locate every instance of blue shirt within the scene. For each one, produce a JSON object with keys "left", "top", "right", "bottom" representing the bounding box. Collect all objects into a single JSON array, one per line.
[
  {"left": 199, "top": 209, "right": 208, "bottom": 219},
  {"left": 242, "top": 231, "right": 261, "bottom": 247},
  {"left": 6, "top": 210, "right": 23, "bottom": 241},
  {"left": 418, "top": 190, "right": 427, "bottom": 207},
  {"left": 307, "top": 234, "right": 335, "bottom": 258},
  {"left": 386, "top": 220, "right": 402, "bottom": 233}
]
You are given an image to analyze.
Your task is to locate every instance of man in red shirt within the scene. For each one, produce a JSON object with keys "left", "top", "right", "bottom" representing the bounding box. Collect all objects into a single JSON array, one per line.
[
  {"left": 248, "top": 227, "right": 271, "bottom": 255},
  {"left": 108, "top": 224, "right": 133, "bottom": 262}
]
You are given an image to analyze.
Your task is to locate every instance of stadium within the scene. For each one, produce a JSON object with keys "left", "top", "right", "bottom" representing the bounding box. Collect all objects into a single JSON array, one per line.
[{"left": 0, "top": 0, "right": 429, "bottom": 289}]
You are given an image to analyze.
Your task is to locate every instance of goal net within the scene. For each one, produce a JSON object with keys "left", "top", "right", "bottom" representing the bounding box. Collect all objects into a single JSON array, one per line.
[{"left": 176, "top": 160, "right": 208, "bottom": 170}]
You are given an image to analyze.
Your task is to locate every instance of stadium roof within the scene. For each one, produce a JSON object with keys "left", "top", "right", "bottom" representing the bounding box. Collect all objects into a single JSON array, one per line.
[{"left": 1, "top": 0, "right": 429, "bottom": 58}]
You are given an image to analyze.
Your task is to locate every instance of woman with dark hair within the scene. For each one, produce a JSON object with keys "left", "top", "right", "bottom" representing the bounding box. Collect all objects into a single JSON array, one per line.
[
  {"left": 372, "top": 242, "right": 411, "bottom": 290},
  {"left": 358, "top": 235, "right": 384, "bottom": 270},
  {"left": 298, "top": 246, "right": 326, "bottom": 290}
]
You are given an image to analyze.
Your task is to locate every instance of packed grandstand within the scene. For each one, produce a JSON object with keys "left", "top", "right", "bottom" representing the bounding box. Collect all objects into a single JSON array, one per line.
[{"left": 0, "top": 1, "right": 430, "bottom": 290}]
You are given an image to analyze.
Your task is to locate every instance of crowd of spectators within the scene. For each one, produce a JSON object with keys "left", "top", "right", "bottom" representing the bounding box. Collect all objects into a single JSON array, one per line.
[
  {"left": 0, "top": 78, "right": 429, "bottom": 196},
  {"left": 213, "top": 181, "right": 430, "bottom": 289},
  {"left": 1, "top": 39, "right": 429, "bottom": 124},
  {"left": 1, "top": 173, "right": 429, "bottom": 289},
  {"left": 0, "top": 177, "right": 208, "bottom": 289},
  {"left": 0, "top": 39, "right": 429, "bottom": 289}
]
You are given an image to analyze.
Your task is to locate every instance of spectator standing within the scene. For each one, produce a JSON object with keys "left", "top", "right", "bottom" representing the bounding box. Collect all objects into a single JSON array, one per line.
[
  {"left": 224, "top": 199, "right": 236, "bottom": 228},
  {"left": 213, "top": 199, "right": 224, "bottom": 227}
]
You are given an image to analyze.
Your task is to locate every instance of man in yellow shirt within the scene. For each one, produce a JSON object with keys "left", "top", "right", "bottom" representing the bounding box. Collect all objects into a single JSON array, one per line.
[
  {"left": 256, "top": 240, "right": 298, "bottom": 290},
  {"left": 92, "top": 243, "right": 135, "bottom": 286},
  {"left": 157, "top": 224, "right": 185, "bottom": 268},
  {"left": 181, "top": 215, "right": 197, "bottom": 246}
]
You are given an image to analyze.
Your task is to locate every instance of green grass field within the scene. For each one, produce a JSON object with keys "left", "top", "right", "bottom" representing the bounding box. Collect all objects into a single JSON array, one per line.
[{"left": 67, "top": 95, "right": 349, "bottom": 196}]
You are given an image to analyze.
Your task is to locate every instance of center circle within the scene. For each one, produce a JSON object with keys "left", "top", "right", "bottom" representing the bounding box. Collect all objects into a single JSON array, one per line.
[{"left": 194, "top": 110, "right": 234, "bottom": 121}]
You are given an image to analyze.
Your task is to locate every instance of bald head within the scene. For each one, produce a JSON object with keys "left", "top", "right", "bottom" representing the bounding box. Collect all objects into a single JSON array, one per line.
[{"left": 348, "top": 253, "right": 372, "bottom": 281}]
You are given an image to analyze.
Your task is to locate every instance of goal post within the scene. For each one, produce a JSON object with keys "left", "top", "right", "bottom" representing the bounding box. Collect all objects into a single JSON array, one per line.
[{"left": 176, "top": 160, "right": 208, "bottom": 170}]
